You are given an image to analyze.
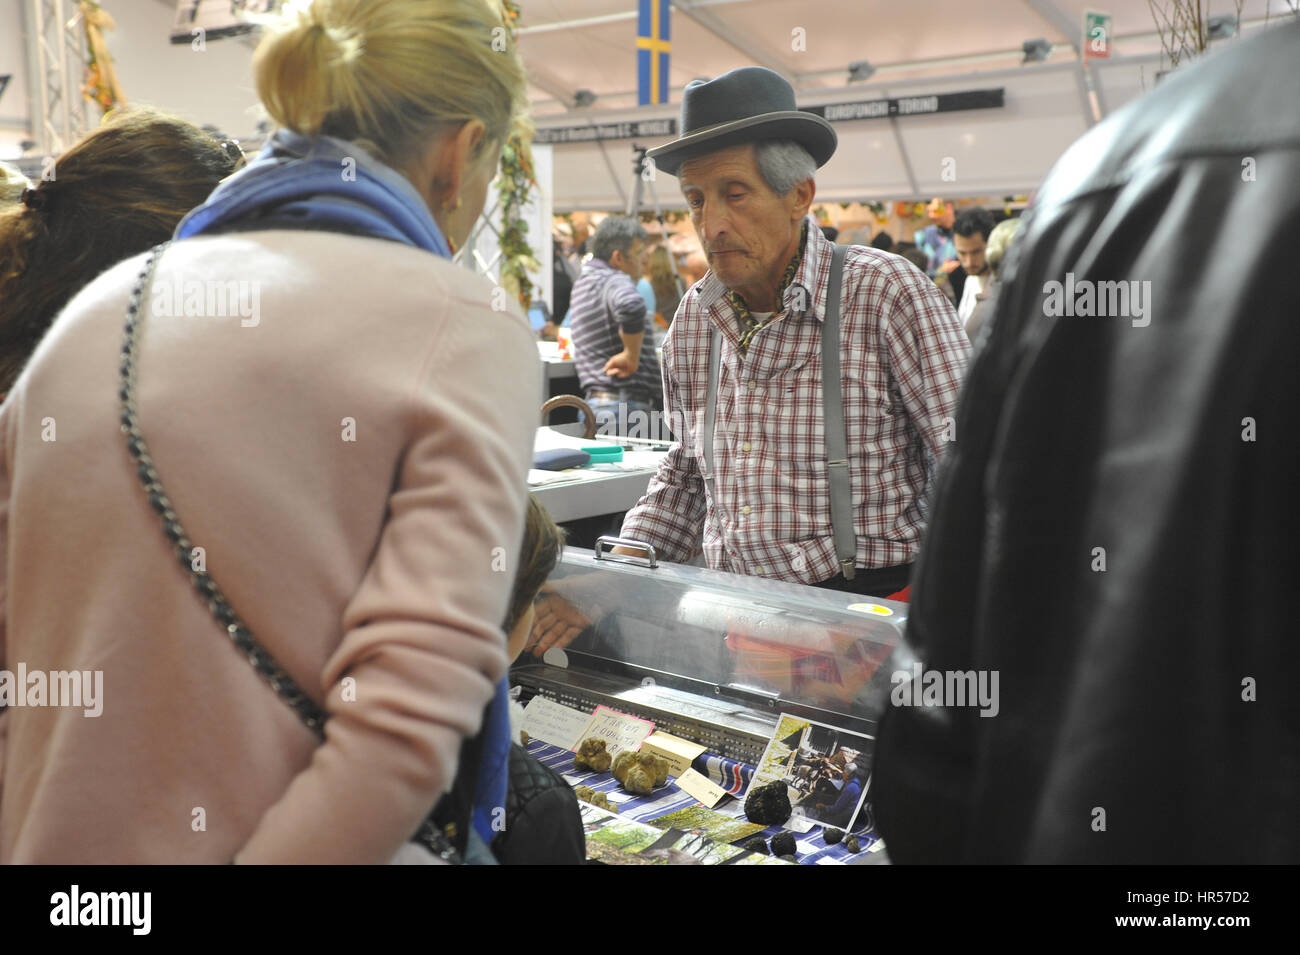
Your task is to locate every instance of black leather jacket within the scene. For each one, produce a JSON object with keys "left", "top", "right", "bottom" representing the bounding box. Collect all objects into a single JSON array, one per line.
[{"left": 873, "top": 20, "right": 1300, "bottom": 863}]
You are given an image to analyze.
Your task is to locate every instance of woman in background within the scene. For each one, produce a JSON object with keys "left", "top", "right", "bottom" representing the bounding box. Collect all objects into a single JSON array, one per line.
[
  {"left": 646, "top": 244, "right": 683, "bottom": 334},
  {"left": 0, "top": 108, "right": 243, "bottom": 396}
]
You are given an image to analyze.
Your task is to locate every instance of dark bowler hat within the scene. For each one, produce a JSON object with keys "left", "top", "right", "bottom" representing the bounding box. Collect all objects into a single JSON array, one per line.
[{"left": 647, "top": 67, "right": 837, "bottom": 177}]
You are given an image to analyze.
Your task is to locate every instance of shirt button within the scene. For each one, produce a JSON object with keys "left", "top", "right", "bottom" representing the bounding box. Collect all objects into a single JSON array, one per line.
[
  {"left": 756, "top": 567, "right": 766, "bottom": 576},
  {"left": 741, "top": 441, "right": 752, "bottom": 452},
  {"left": 741, "top": 504, "right": 752, "bottom": 516}
]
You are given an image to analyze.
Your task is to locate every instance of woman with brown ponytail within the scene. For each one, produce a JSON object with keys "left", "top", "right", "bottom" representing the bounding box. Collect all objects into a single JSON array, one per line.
[
  {"left": 0, "top": 0, "right": 539, "bottom": 864},
  {"left": 0, "top": 108, "right": 243, "bottom": 397}
]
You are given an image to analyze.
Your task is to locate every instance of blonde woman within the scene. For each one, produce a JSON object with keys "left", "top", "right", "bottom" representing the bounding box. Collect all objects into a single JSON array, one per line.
[{"left": 0, "top": 0, "right": 537, "bottom": 864}]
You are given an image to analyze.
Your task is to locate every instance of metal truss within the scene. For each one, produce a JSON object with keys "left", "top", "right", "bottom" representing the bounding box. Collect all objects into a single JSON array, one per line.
[{"left": 26, "top": 0, "right": 93, "bottom": 158}]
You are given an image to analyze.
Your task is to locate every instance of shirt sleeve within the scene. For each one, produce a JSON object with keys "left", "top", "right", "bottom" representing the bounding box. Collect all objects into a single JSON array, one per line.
[
  {"left": 608, "top": 278, "right": 648, "bottom": 334},
  {"left": 879, "top": 262, "right": 971, "bottom": 463},
  {"left": 619, "top": 343, "right": 706, "bottom": 562},
  {"left": 830, "top": 779, "right": 862, "bottom": 816}
]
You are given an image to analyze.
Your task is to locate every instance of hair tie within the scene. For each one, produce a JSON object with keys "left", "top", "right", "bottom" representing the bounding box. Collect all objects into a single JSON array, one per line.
[{"left": 21, "top": 187, "right": 48, "bottom": 211}]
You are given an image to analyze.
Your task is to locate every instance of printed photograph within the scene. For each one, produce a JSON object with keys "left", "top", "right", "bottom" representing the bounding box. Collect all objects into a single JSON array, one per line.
[{"left": 746, "top": 712, "right": 874, "bottom": 833}]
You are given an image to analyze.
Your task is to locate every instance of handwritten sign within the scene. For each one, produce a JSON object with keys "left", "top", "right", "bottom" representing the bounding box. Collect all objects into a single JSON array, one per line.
[
  {"left": 578, "top": 705, "right": 655, "bottom": 755},
  {"left": 641, "top": 731, "right": 707, "bottom": 777},
  {"left": 675, "top": 768, "right": 728, "bottom": 808},
  {"left": 521, "top": 696, "right": 592, "bottom": 751}
]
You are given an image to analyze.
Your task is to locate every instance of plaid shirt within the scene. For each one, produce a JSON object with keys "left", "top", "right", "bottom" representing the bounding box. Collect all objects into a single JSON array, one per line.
[{"left": 621, "top": 216, "right": 970, "bottom": 583}]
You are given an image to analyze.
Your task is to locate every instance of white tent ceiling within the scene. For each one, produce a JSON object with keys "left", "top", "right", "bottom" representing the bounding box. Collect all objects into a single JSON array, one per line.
[{"left": 517, "top": 0, "right": 1286, "bottom": 113}]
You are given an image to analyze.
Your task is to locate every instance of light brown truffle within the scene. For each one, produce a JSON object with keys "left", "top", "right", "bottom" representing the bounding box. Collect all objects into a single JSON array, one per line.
[
  {"left": 574, "top": 737, "right": 612, "bottom": 773},
  {"left": 611, "top": 750, "right": 669, "bottom": 796},
  {"left": 573, "top": 785, "right": 617, "bottom": 812}
]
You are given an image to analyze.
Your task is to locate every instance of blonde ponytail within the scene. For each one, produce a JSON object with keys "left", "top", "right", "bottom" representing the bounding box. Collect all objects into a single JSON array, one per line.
[{"left": 253, "top": 0, "right": 530, "bottom": 165}]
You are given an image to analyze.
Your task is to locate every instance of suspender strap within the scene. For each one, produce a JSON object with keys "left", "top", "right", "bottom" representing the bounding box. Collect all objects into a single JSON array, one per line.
[
  {"left": 823, "top": 243, "right": 857, "bottom": 580},
  {"left": 704, "top": 325, "right": 722, "bottom": 509},
  {"left": 702, "top": 242, "right": 856, "bottom": 579}
]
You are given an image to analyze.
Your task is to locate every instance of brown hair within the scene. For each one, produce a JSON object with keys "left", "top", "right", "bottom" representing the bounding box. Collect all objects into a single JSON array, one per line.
[
  {"left": 503, "top": 496, "right": 565, "bottom": 634},
  {"left": 0, "top": 107, "right": 241, "bottom": 393},
  {"left": 647, "top": 245, "right": 681, "bottom": 321}
]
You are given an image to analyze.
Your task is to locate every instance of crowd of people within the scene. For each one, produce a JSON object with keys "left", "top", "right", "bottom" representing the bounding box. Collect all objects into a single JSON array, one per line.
[{"left": 0, "top": 0, "right": 1294, "bottom": 866}]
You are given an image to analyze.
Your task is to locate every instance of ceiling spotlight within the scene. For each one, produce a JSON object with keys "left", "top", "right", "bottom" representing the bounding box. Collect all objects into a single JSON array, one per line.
[
  {"left": 1207, "top": 15, "right": 1236, "bottom": 40},
  {"left": 847, "top": 60, "right": 876, "bottom": 83},
  {"left": 574, "top": 89, "right": 597, "bottom": 108},
  {"left": 1021, "top": 38, "right": 1053, "bottom": 64}
]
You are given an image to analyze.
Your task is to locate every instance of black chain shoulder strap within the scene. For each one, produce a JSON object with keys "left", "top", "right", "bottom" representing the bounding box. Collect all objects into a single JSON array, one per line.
[{"left": 119, "top": 243, "right": 459, "bottom": 862}]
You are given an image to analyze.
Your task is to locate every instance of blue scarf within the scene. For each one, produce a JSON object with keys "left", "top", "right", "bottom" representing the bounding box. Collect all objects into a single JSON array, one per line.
[{"left": 177, "top": 129, "right": 509, "bottom": 854}]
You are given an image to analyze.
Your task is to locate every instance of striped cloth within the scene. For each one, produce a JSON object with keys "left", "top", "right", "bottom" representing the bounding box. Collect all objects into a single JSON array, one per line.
[{"left": 527, "top": 740, "right": 880, "bottom": 864}]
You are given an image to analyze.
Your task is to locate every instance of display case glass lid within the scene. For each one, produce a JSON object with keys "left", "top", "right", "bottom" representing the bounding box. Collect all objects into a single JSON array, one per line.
[{"left": 517, "top": 545, "right": 918, "bottom": 733}]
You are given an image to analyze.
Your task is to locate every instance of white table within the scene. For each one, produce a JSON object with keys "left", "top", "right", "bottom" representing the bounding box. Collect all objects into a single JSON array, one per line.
[
  {"left": 537, "top": 342, "right": 578, "bottom": 404},
  {"left": 528, "top": 425, "right": 670, "bottom": 523}
]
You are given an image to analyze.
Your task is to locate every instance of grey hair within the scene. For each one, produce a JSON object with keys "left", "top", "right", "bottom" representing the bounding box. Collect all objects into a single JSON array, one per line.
[
  {"left": 591, "top": 215, "right": 649, "bottom": 263},
  {"left": 754, "top": 140, "right": 817, "bottom": 196}
]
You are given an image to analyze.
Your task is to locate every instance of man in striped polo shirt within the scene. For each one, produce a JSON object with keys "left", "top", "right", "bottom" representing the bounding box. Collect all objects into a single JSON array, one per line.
[{"left": 567, "top": 216, "right": 661, "bottom": 437}]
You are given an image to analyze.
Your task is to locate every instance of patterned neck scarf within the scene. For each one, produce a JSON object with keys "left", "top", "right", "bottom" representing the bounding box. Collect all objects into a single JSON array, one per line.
[{"left": 727, "top": 220, "right": 809, "bottom": 355}]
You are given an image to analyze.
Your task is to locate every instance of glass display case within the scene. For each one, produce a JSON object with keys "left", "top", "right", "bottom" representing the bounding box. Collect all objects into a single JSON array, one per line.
[{"left": 512, "top": 539, "right": 918, "bottom": 767}]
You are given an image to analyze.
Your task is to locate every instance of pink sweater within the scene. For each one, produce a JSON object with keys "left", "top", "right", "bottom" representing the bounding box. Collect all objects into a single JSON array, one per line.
[{"left": 0, "top": 232, "right": 540, "bottom": 863}]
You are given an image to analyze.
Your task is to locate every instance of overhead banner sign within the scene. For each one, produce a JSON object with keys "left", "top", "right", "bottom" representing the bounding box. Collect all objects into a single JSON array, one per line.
[
  {"left": 803, "top": 88, "right": 1005, "bottom": 122},
  {"left": 1084, "top": 10, "right": 1113, "bottom": 59},
  {"left": 534, "top": 119, "right": 677, "bottom": 144},
  {"left": 535, "top": 89, "right": 1003, "bottom": 144},
  {"left": 170, "top": 0, "right": 280, "bottom": 45},
  {"left": 637, "top": 0, "right": 672, "bottom": 106}
]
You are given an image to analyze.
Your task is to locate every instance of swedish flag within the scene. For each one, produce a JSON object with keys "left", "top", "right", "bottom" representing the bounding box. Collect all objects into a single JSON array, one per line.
[{"left": 637, "top": 0, "right": 671, "bottom": 106}]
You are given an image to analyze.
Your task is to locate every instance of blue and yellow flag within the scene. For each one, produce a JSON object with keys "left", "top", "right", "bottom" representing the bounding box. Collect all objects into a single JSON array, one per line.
[{"left": 637, "top": 0, "right": 671, "bottom": 106}]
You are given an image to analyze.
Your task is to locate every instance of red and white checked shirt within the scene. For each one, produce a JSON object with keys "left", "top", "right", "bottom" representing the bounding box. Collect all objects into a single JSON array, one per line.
[{"left": 620, "top": 217, "right": 970, "bottom": 583}]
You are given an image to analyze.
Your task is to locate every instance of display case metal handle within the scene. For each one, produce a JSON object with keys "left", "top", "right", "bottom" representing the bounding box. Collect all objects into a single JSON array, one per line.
[{"left": 594, "top": 536, "right": 658, "bottom": 569}]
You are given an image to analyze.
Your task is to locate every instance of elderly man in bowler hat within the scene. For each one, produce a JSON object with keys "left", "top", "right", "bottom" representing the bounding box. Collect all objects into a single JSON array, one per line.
[
  {"left": 623, "top": 66, "right": 972, "bottom": 590},
  {"left": 528, "top": 68, "right": 971, "bottom": 654}
]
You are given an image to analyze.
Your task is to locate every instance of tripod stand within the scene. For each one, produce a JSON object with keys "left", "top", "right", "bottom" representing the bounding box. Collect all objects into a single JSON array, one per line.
[{"left": 625, "top": 145, "right": 688, "bottom": 306}]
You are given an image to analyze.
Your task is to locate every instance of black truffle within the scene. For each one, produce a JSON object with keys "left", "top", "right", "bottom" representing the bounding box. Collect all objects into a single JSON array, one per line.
[
  {"left": 778, "top": 854, "right": 798, "bottom": 863},
  {"left": 741, "top": 836, "right": 769, "bottom": 855},
  {"left": 845, "top": 835, "right": 861, "bottom": 853},
  {"left": 744, "top": 780, "right": 792, "bottom": 825},
  {"left": 823, "top": 827, "right": 844, "bottom": 845},
  {"left": 770, "top": 831, "right": 797, "bottom": 857}
]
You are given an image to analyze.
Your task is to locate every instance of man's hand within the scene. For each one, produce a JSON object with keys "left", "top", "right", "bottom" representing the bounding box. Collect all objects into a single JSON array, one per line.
[
  {"left": 539, "top": 320, "right": 559, "bottom": 341},
  {"left": 603, "top": 350, "right": 638, "bottom": 379},
  {"left": 939, "top": 258, "right": 960, "bottom": 275},
  {"left": 525, "top": 585, "right": 594, "bottom": 657}
]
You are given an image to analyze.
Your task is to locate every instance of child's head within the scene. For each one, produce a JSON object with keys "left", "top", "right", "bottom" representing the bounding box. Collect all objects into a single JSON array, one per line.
[{"left": 504, "top": 496, "right": 565, "bottom": 661}]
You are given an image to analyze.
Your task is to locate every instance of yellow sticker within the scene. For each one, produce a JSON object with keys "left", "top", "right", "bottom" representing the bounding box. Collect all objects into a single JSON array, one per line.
[{"left": 846, "top": 603, "right": 893, "bottom": 617}]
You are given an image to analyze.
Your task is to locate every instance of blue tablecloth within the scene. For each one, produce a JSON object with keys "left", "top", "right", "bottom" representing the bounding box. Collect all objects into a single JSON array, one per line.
[{"left": 527, "top": 739, "right": 882, "bottom": 865}]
